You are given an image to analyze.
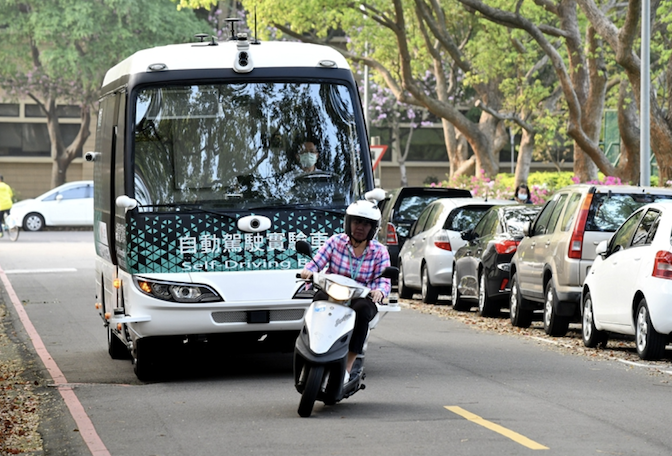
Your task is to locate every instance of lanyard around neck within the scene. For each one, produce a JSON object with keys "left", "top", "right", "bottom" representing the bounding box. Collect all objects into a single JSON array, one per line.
[{"left": 348, "top": 245, "right": 367, "bottom": 280}]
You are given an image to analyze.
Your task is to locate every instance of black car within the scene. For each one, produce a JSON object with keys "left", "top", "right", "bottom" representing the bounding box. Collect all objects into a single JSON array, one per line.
[
  {"left": 451, "top": 204, "right": 541, "bottom": 316},
  {"left": 377, "top": 187, "right": 472, "bottom": 268}
]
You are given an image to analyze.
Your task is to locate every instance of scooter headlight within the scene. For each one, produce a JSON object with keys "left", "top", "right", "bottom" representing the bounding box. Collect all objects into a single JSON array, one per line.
[{"left": 326, "top": 281, "right": 352, "bottom": 302}]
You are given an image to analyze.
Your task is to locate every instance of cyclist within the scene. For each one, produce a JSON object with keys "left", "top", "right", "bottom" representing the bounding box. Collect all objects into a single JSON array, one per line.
[{"left": 0, "top": 175, "right": 14, "bottom": 237}]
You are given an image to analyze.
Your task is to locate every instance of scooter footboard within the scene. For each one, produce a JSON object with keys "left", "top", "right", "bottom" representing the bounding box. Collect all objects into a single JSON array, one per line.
[{"left": 370, "top": 301, "right": 400, "bottom": 329}]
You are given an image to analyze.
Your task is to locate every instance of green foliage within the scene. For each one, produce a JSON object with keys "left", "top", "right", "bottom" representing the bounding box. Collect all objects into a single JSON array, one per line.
[
  {"left": 433, "top": 171, "right": 629, "bottom": 204},
  {"left": 0, "top": 0, "right": 207, "bottom": 105}
]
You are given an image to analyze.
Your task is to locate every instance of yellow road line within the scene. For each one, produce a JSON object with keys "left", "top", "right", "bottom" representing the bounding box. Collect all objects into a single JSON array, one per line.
[{"left": 445, "top": 406, "right": 549, "bottom": 450}]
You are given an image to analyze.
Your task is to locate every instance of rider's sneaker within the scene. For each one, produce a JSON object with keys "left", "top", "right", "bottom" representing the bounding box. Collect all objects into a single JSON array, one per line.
[{"left": 343, "top": 370, "right": 350, "bottom": 385}]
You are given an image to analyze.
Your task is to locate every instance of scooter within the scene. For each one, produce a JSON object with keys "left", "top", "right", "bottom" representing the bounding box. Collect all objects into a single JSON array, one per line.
[{"left": 293, "top": 240, "right": 399, "bottom": 417}]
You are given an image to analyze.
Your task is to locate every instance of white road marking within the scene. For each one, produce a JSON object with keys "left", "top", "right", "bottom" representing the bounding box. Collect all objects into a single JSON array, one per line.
[{"left": 5, "top": 268, "right": 78, "bottom": 274}]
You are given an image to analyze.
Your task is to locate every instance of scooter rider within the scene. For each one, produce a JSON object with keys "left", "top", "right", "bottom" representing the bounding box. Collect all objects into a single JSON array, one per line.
[{"left": 300, "top": 200, "right": 391, "bottom": 382}]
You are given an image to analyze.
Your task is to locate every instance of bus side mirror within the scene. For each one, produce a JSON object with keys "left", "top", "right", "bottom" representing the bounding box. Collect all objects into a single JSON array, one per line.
[{"left": 116, "top": 195, "right": 138, "bottom": 212}]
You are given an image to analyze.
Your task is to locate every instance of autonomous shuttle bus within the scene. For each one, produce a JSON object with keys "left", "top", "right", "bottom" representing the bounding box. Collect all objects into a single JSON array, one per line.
[{"left": 91, "top": 32, "right": 377, "bottom": 380}]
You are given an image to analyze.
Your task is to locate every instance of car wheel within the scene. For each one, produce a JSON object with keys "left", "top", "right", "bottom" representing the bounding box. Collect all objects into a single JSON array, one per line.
[
  {"left": 452, "top": 267, "right": 469, "bottom": 311},
  {"left": 582, "top": 292, "right": 608, "bottom": 348},
  {"left": 421, "top": 264, "right": 439, "bottom": 304},
  {"left": 398, "top": 262, "right": 414, "bottom": 299},
  {"left": 543, "top": 281, "right": 570, "bottom": 336},
  {"left": 477, "top": 272, "right": 496, "bottom": 317},
  {"left": 23, "top": 212, "right": 45, "bottom": 231},
  {"left": 509, "top": 272, "right": 532, "bottom": 328},
  {"left": 635, "top": 298, "right": 666, "bottom": 360}
]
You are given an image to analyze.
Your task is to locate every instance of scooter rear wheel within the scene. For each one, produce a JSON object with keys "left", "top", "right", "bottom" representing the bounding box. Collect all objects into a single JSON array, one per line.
[{"left": 298, "top": 365, "right": 324, "bottom": 417}]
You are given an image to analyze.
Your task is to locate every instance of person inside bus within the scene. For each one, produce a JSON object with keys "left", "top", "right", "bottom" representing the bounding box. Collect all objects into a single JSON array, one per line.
[
  {"left": 294, "top": 140, "right": 321, "bottom": 173},
  {"left": 300, "top": 200, "right": 391, "bottom": 384}
]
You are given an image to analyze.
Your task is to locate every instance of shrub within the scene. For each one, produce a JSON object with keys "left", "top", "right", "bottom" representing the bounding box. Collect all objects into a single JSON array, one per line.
[{"left": 433, "top": 170, "right": 626, "bottom": 204}]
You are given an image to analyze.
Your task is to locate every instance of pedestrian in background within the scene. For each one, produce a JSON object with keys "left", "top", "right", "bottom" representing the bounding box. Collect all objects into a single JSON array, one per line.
[{"left": 513, "top": 183, "right": 533, "bottom": 204}]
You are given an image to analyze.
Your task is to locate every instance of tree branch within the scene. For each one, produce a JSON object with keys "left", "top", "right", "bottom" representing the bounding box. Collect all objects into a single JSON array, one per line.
[
  {"left": 458, "top": 0, "right": 616, "bottom": 175},
  {"left": 414, "top": 0, "right": 472, "bottom": 72},
  {"left": 475, "top": 100, "right": 536, "bottom": 132}
]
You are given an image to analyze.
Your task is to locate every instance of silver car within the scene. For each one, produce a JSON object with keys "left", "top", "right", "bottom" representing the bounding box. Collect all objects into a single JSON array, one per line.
[
  {"left": 510, "top": 184, "right": 672, "bottom": 337},
  {"left": 398, "top": 198, "right": 515, "bottom": 304}
]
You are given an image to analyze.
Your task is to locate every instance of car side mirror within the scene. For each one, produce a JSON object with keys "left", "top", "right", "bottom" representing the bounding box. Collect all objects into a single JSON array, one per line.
[
  {"left": 56, "top": 194, "right": 63, "bottom": 202},
  {"left": 595, "top": 240, "right": 608, "bottom": 258},
  {"left": 522, "top": 222, "right": 530, "bottom": 237},
  {"left": 460, "top": 230, "right": 474, "bottom": 241}
]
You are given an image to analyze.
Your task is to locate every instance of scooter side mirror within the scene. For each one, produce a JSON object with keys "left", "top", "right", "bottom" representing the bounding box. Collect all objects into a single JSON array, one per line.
[
  {"left": 379, "top": 266, "right": 399, "bottom": 281},
  {"left": 295, "top": 240, "right": 313, "bottom": 257}
]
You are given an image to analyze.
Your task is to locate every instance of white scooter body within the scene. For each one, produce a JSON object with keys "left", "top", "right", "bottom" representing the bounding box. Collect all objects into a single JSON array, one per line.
[{"left": 294, "top": 270, "right": 399, "bottom": 417}]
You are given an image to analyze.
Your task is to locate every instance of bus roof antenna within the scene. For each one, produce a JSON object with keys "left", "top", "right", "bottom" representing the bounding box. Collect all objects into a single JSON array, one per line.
[
  {"left": 225, "top": 17, "right": 241, "bottom": 40},
  {"left": 251, "top": 6, "right": 260, "bottom": 44}
]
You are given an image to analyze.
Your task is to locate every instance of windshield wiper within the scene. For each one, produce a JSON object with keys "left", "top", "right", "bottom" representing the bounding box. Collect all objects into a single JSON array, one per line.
[
  {"left": 247, "top": 203, "right": 346, "bottom": 217},
  {"left": 138, "top": 203, "right": 238, "bottom": 220}
]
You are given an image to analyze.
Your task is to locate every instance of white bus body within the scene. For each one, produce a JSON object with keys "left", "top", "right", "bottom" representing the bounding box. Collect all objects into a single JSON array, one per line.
[{"left": 92, "top": 35, "right": 376, "bottom": 380}]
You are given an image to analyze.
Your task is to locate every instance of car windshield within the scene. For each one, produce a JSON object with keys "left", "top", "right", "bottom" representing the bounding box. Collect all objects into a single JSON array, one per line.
[
  {"left": 444, "top": 206, "right": 492, "bottom": 231},
  {"left": 504, "top": 206, "right": 542, "bottom": 235},
  {"left": 587, "top": 193, "right": 672, "bottom": 232},
  {"left": 132, "top": 82, "right": 365, "bottom": 211},
  {"left": 395, "top": 195, "right": 445, "bottom": 221}
]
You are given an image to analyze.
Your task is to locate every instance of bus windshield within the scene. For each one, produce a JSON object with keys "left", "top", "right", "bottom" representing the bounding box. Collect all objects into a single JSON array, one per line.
[{"left": 132, "top": 82, "right": 365, "bottom": 211}]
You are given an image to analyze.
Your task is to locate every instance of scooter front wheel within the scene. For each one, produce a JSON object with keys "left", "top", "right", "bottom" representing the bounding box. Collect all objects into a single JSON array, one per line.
[{"left": 298, "top": 365, "right": 324, "bottom": 418}]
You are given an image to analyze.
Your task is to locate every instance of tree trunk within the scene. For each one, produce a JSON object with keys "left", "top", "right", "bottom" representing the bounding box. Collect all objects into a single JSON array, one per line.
[
  {"left": 47, "top": 102, "right": 91, "bottom": 187},
  {"left": 515, "top": 129, "right": 534, "bottom": 186},
  {"left": 390, "top": 118, "right": 408, "bottom": 187},
  {"left": 617, "top": 80, "right": 640, "bottom": 184},
  {"left": 400, "top": 121, "right": 416, "bottom": 187},
  {"left": 577, "top": 0, "right": 672, "bottom": 184}
]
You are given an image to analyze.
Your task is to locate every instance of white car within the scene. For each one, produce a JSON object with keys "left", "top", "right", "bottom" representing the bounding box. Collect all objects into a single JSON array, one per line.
[
  {"left": 397, "top": 197, "right": 515, "bottom": 304},
  {"left": 582, "top": 201, "right": 672, "bottom": 360},
  {"left": 10, "top": 180, "right": 93, "bottom": 231}
]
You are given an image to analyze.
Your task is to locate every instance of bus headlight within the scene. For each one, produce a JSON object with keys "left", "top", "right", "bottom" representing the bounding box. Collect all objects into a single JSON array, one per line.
[{"left": 134, "top": 278, "right": 222, "bottom": 303}]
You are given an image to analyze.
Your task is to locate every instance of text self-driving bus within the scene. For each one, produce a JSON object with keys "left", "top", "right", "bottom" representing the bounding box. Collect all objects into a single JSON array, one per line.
[{"left": 91, "top": 32, "right": 379, "bottom": 380}]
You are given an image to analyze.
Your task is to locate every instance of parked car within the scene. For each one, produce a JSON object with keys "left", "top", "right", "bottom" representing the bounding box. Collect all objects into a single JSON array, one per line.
[
  {"left": 509, "top": 185, "right": 672, "bottom": 337},
  {"left": 582, "top": 201, "right": 672, "bottom": 360},
  {"left": 9, "top": 180, "right": 94, "bottom": 231},
  {"left": 377, "top": 187, "right": 472, "bottom": 268},
  {"left": 452, "top": 204, "right": 542, "bottom": 315},
  {"left": 397, "top": 197, "right": 515, "bottom": 304}
]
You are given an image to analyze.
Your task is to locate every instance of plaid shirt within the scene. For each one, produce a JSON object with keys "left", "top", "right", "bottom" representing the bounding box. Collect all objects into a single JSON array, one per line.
[{"left": 305, "top": 233, "right": 391, "bottom": 296}]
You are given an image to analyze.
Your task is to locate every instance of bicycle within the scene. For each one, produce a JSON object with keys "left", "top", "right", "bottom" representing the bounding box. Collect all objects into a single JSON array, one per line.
[{"left": 1, "top": 212, "right": 20, "bottom": 241}]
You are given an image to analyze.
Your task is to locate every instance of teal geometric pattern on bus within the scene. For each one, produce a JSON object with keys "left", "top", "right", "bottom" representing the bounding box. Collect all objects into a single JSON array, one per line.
[{"left": 126, "top": 209, "right": 343, "bottom": 274}]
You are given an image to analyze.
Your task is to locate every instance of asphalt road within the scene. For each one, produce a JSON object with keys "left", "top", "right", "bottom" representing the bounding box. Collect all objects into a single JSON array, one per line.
[{"left": 2, "top": 231, "right": 672, "bottom": 455}]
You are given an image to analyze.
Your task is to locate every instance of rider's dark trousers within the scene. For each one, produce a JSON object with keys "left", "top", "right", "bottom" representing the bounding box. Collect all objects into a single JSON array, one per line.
[{"left": 313, "top": 291, "right": 378, "bottom": 354}]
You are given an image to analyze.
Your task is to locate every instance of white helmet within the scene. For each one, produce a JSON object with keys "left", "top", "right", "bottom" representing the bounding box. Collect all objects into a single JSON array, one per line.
[{"left": 344, "top": 200, "right": 381, "bottom": 241}]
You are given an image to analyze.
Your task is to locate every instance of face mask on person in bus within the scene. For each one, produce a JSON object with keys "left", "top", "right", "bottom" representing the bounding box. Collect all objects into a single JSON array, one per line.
[
  {"left": 299, "top": 152, "right": 318, "bottom": 169},
  {"left": 517, "top": 192, "right": 528, "bottom": 201}
]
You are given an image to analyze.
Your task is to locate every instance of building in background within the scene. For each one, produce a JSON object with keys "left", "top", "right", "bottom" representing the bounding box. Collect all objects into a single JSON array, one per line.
[{"left": 0, "top": 92, "right": 94, "bottom": 200}]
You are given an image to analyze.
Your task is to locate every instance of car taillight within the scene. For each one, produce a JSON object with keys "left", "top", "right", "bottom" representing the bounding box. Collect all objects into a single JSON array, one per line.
[
  {"left": 386, "top": 223, "right": 398, "bottom": 245},
  {"left": 495, "top": 240, "right": 519, "bottom": 254},
  {"left": 653, "top": 250, "right": 672, "bottom": 279},
  {"left": 568, "top": 193, "right": 593, "bottom": 259},
  {"left": 434, "top": 240, "right": 452, "bottom": 251},
  {"left": 499, "top": 278, "right": 509, "bottom": 291}
]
